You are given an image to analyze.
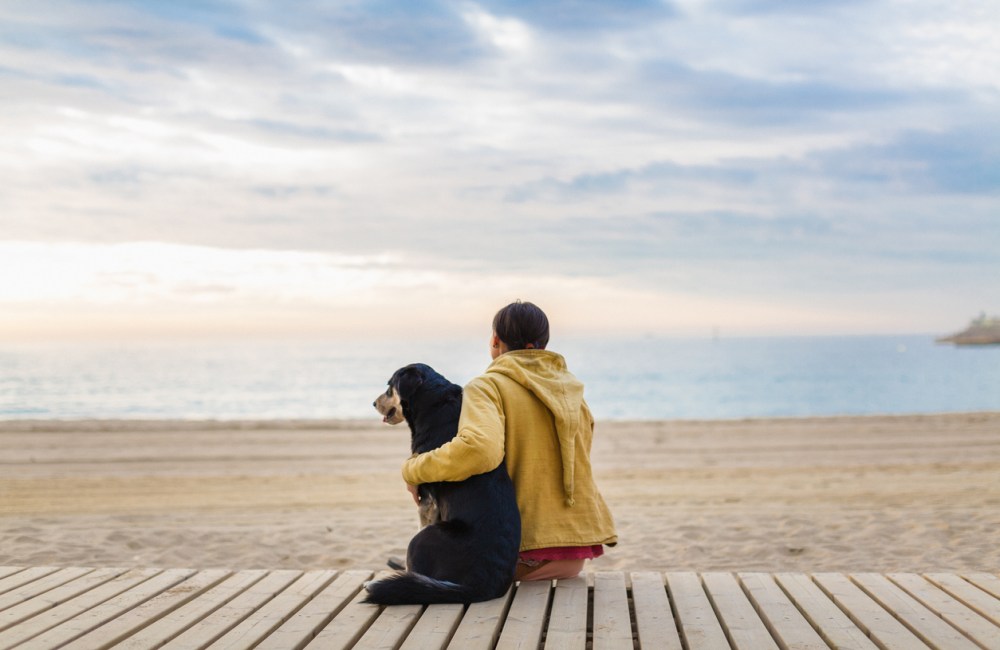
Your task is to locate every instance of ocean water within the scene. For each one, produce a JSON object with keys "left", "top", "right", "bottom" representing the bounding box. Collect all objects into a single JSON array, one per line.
[{"left": 1, "top": 335, "right": 998, "bottom": 421}]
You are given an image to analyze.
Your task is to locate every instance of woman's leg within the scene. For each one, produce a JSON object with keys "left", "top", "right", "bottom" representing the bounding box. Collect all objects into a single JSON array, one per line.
[{"left": 516, "top": 559, "right": 585, "bottom": 581}]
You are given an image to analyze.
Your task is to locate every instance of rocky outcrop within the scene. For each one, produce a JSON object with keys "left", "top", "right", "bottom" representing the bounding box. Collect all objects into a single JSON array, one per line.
[{"left": 937, "top": 314, "right": 1000, "bottom": 345}]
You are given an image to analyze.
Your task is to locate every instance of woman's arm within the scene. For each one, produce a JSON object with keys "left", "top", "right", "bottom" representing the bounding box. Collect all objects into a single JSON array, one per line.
[{"left": 401, "top": 378, "right": 505, "bottom": 484}]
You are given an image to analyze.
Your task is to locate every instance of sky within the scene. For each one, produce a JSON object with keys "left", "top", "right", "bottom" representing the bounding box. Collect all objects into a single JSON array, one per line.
[{"left": 1, "top": 0, "right": 998, "bottom": 342}]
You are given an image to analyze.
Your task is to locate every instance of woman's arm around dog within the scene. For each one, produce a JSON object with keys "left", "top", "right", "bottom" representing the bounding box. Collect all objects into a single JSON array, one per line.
[{"left": 402, "top": 379, "right": 504, "bottom": 485}]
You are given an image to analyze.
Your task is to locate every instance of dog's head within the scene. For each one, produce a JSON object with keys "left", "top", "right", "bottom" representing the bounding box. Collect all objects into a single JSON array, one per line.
[{"left": 372, "top": 363, "right": 433, "bottom": 425}]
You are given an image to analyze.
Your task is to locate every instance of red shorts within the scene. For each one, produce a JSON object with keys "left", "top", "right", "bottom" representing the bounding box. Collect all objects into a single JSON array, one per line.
[{"left": 519, "top": 545, "right": 605, "bottom": 562}]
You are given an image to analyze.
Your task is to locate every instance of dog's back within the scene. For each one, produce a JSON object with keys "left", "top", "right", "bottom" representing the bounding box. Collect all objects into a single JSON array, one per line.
[{"left": 366, "top": 364, "right": 520, "bottom": 605}]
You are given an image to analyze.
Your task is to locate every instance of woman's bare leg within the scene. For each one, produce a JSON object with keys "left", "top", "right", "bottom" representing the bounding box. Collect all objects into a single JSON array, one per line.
[{"left": 516, "top": 559, "right": 585, "bottom": 581}]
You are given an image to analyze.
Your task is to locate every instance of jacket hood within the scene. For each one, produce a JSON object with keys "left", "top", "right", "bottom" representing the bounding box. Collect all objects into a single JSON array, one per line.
[{"left": 486, "top": 350, "right": 584, "bottom": 506}]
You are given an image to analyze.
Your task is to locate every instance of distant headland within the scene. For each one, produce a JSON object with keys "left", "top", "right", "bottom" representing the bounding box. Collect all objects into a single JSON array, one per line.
[{"left": 936, "top": 313, "right": 1000, "bottom": 346}]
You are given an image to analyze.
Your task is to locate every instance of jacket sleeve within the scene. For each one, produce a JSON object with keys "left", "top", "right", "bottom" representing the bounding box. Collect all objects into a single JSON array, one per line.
[{"left": 401, "top": 377, "right": 505, "bottom": 484}]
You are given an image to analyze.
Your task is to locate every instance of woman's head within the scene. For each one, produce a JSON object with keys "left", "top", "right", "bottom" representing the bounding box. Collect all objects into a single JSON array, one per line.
[{"left": 491, "top": 301, "right": 550, "bottom": 355}]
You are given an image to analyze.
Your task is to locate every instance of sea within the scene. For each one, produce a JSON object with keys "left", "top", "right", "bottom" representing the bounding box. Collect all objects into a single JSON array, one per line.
[{"left": 1, "top": 335, "right": 998, "bottom": 421}]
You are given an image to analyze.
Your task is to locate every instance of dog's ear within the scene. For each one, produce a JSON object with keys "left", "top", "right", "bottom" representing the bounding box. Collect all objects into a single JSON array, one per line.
[{"left": 391, "top": 365, "right": 425, "bottom": 400}]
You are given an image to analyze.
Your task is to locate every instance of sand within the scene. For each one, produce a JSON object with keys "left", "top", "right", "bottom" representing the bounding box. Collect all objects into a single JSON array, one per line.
[{"left": 1, "top": 413, "right": 999, "bottom": 573}]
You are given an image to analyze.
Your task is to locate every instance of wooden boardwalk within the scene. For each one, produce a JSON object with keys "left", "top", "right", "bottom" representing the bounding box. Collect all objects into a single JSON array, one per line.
[{"left": 0, "top": 567, "right": 998, "bottom": 649}]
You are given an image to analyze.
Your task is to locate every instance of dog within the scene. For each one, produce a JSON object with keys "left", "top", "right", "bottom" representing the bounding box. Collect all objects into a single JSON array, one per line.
[{"left": 366, "top": 363, "right": 520, "bottom": 605}]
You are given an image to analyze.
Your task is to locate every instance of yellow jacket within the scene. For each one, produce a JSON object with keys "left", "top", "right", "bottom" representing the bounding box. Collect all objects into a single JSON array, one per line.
[{"left": 402, "top": 350, "right": 617, "bottom": 552}]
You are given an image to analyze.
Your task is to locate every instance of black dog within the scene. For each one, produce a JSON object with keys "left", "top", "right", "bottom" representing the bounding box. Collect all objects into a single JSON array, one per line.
[{"left": 367, "top": 363, "right": 520, "bottom": 605}]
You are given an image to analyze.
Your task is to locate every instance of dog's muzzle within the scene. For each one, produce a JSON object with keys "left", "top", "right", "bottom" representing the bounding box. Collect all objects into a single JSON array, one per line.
[{"left": 374, "top": 388, "right": 405, "bottom": 425}]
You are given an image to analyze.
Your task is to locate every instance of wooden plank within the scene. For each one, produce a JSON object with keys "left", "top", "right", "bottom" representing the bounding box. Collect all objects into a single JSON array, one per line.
[
  {"left": 630, "top": 572, "right": 682, "bottom": 650},
  {"left": 702, "top": 572, "right": 779, "bottom": 650},
  {"left": 888, "top": 573, "right": 1000, "bottom": 650},
  {"left": 354, "top": 602, "right": 423, "bottom": 649},
  {"left": 446, "top": 587, "right": 513, "bottom": 649},
  {"left": 773, "top": 573, "right": 877, "bottom": 650},
  {"left": 924, "top": 573, "right": 1000, "bottom": 626},
  {"left": 738, "top": 572, "right": 828, "bottom": 650},
  {"left": 593, "top": 572, "right": 633, "bottom": 650},
  {"left": 0, "top": 566, "right": 34, "bottom": 594},
  {"left": 812, "top": 572, "right": 927, "bottom": 650},
  {"left": 0, "top": 567, "right": 125, "bottom": 635},
  {"left": 257, "top": 570, "right": 370, "bottom": 650},
  {"left": 115, "top": 569, "right": 268, "bottom": 650},
  {"left": 62, "top": 569, "right": 232, "bottom": 650},
  {"left": 0, "top": 567, "right": 94, "bottom": 614},
  {"left": 0, "top": 570, "right": 24, "bottom": 585},
  {"left": 207, "top": 570, "right": 338, "bottom": 650},
  {"left": 162, "top": 569, "right": 302, "bottom": 649},
  {"left": 1, "top": 568, "right": 993, "bottom": 649},
  {"left": 852, "top": 573, "right": 978, "bottom": 650},
  {"left": 0, "top": 568, "right": 55, "bottom": 597},
  {"left": 665, "top": 572, "right": 730, "bottom": 650},
  {"left": 337, "top": 568, "right": 424, "bottom": 650},
  {"left": 303, "top": 577, "right": 383, "bottom": 650},
  {"left": 495, "top": 580, "right": 552, "bottom": 650},
  {"left": 964, "top": 573, "right": 1000, "bottom": 600},
  {"left": 543, "top": 576, "right": 588, "bottom": 650},
  {"left": 398, "top": 603, "right": 465, "bottom": 650},
  {"left": 18, "top": 568, "right": 196, "bottom": 650},
  {"left": 0, "top": 567, "right": 158, "bottom": 649}
]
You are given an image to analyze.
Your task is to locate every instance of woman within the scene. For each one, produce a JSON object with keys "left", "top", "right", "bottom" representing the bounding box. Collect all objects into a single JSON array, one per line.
[{"left": 403, "top": 301, "right": 617, "bottom": 580}]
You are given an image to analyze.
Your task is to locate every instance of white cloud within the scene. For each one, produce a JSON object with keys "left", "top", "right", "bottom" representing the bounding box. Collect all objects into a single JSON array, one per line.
[
  {"left": 461, "top": 6, "right": 534, "bottom": 54},
  {"left": 888, "top": 5, "right": 1000, "bottom": 91},
  {"left": 0, "top": 242, "right": 418, "bottom": 304},
  {"left": 329, "top": 63, "right": 425, "bottom": 94},
  {"left": 0, "top": 240, "right": 980, "bottom": 341},
  {"left": 0, "top": 1, "right": 997, "bottom": 340}
]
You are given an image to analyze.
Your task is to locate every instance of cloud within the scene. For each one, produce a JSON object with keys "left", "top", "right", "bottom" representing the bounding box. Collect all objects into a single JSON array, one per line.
[
  {"left": 1, "top": 240, "right": 922, "bottom": 341},
  {"left": 712, "top": 0, "right": 865, "bottom": 16},
  {"left": 818, "top": 128, "right": 1000, "bottom": 195},
  {"left": 486, "top": 0, "right": 678, "bottom": 32},
  {"left": 0, "top": 0, "right": 998, "bottom": 338},
  {"left": 7, "top": 242, "right": 541, "bottom": 300},
  {"left": 250, "top": 1, "right": 489, "bottom": 67},
  {"left": 634, "top": 60, "right": 915, "bottom": 125}
]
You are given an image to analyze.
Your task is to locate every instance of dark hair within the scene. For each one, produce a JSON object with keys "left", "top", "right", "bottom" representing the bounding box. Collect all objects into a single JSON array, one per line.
[{"left": 493, "top": 300, "right": 550, "bottom": 350}]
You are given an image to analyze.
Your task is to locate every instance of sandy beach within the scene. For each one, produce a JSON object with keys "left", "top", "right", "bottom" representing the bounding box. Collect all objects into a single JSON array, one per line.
[{"left": 1, "top": 413, "right": 999, "bottom": 574}]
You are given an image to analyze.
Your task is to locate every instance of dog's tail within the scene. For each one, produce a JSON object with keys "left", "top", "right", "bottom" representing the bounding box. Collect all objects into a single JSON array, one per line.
[{"left": 363, "top": 572, "right": 480, "bottom": 605}]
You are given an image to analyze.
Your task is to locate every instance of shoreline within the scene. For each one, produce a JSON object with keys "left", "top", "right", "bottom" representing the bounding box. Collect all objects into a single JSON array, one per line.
[
  {"left": 2, "top": 412, "right": 999, "bottom": 573},
  {"left": 3, "top": 408, "right": 998, "bottom": 427}
]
